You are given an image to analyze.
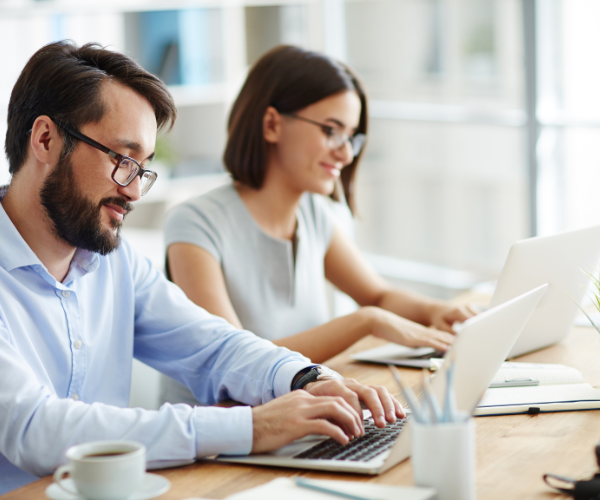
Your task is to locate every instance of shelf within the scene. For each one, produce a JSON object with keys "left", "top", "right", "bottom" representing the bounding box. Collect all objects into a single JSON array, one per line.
[
  {"left": 0, "top": 0, "right": 317, "bottom": 16},
  {"left": 167, "top": 83, "right": 228, "bottom": 107}
]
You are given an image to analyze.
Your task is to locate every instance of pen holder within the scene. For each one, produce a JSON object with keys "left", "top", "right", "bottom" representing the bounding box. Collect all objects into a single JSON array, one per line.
[{"left": 411, "top": 417, "right": 476, "bottom": 500}]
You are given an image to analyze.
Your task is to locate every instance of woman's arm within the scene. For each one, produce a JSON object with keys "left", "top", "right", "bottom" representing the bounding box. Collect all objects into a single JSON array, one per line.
[
  {"left": 271, "top": 307, "right": 456, "bottom": 362},
  {"left": 324, "top": 225, "right": 476, "bottom": 333},
  {"left": 167, "top": 243, "right": 243, "bottom": 329},
  {"left": 167, "top": 239, "right": 457, "bottom": 363}
]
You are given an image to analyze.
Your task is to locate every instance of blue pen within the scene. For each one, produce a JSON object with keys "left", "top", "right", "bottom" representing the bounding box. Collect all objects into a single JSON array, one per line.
[
  {"left": 388, "top": 364, "right": 426, "bottom": 423},
  {"left": 444, "top": 361, "right": 457, "bottom": 423},
  {"left": 422, "top": 369, "right": 443, "bottom": 423},
  {"left": 295, "top": 477, "right": 374, "bottom": 500}
]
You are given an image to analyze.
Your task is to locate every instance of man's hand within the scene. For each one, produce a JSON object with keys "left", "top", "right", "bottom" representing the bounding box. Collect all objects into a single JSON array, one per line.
[
  {"left": 304, "top": 378, "right": 405, "bottom": 428},
  {"left": 251, "top": 390, "right": 363, "bottom": 453},
  {"left": 251, "top": 379, "right": 404, "bottom": 454}
]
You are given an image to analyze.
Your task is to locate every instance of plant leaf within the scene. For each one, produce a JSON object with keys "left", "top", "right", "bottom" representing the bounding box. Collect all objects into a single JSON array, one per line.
[{"left": 569, "top": 293, "right": 600, "bottom": 336}]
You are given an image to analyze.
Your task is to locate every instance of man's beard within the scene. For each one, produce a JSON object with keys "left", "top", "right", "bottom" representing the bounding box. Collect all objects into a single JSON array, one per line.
[{"left": 40, "top": 155, "right": 133, "bottom": 256}]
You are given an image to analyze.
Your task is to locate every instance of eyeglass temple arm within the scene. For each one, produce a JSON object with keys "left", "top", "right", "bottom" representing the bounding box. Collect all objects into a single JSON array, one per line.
[
  {"left": 60, "top": 126, "right": 119, "bottom": 159},
  {"left": 285, "top": 113, "right": 331, "bottom": 130}
]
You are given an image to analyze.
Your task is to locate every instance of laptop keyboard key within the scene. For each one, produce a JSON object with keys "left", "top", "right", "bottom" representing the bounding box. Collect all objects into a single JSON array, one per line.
[{"left": 294, "top": 416, "right": 409, "bottom": 462}]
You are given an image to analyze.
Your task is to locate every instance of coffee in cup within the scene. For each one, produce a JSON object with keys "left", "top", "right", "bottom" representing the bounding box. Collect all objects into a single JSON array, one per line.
[{"left": 53, "top": 440, "right": 146, "bottom": 500}]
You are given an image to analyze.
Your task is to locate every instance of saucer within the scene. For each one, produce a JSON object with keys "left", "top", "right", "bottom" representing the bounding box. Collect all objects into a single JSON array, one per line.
[{"left": 46, "top": 472, "right": 171, "bottom": 500}]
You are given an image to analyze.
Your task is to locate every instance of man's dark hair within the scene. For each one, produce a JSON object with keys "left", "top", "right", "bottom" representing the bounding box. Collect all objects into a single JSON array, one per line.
[
  {"left": 224, "top": 45, "right": 368, "bottom": 214},
  {"left": 5, "top": 40, "right": 177, "bottom": 175}
]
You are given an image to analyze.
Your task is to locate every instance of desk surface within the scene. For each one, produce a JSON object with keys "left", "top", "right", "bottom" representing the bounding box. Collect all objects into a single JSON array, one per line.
[{"left": 5, "top": 324, "right": 600, "bottom": 500}]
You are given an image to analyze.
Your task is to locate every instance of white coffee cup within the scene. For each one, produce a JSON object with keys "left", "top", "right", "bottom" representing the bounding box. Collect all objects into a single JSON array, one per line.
[
  {"left": 53, "top": 440, "right": 146, "bottom": 500},
  {"left": 411, "top": 418, "right": 476, "bottom": 500}
]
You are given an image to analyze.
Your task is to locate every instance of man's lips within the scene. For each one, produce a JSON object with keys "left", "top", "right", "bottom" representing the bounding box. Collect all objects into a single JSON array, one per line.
[{"left": 103, "top": 203, "right": 128, "bottom": 222}]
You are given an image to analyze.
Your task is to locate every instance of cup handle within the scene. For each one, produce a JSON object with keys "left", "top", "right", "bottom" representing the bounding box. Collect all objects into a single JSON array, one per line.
[{"left": 53, "top": 465, "right": 79, "bottom": 495}]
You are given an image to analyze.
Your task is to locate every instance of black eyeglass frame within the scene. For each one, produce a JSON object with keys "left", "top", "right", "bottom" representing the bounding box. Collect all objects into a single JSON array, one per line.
[
  {"left": 28, "top": 122, "right": 158, "bottom": 196},
  {"left": 282, "top": 113, "right": 366, "bottom": 157},
  {"left": 62, "top": 125, "right": 157, "bottom": 196}
]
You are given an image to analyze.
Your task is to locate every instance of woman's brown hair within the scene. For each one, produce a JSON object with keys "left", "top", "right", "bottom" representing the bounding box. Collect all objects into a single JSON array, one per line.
[{"left": 224, "top": 45, "right": 368, "bottom": 213}]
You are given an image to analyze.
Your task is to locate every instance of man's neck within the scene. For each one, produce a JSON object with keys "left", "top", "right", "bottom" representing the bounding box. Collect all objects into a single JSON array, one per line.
[{"left": 2, "top": 181, "right": 76, "bottom": 283}]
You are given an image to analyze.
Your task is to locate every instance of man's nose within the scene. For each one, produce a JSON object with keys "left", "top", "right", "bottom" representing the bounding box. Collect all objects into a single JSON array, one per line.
[{"left": 118, "top": 174, "right": 142, "bottom": 202}]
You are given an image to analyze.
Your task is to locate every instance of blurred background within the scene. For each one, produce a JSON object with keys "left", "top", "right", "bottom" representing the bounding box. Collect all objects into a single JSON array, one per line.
[{"left": 0, "top": 0, "right": 598, "bottom": 406}]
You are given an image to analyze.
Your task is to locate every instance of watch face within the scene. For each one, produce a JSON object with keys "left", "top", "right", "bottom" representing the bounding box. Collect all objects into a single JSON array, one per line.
[{"left": 315, "top": 366, "right": 342, "bottom": 380}]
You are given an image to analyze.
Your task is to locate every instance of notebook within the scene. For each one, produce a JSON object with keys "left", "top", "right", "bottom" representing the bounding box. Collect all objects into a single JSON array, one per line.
[{"left": 475, "top": 362, "right": 600, "bottom": 415}]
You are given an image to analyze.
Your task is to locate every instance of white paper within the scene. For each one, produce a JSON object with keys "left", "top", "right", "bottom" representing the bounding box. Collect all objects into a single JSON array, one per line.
[
  {"left": 490, "top": 362, "right": 584, "bottom": 386},
  {"left": 225, "top": 478, "right": 436, "bottom": 500}
]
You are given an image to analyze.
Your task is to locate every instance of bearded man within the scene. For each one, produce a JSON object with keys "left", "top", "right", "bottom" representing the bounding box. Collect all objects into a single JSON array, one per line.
[{"left": 0, "top": 41, "right": 403, "bottom": 494}]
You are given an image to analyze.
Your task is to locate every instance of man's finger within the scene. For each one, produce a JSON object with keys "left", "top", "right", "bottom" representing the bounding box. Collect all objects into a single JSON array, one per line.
[
  {"left": 307, "top": 419, "right": 350, "bottom": 446},
  {"left": 303, "top": 397, "right": 363, "bottom": 437},
  {"left": 392, "top": 396, "right": 406, "bottom": 418},
  {"left": 306, "top": 381, "right": 364, "bottom": 432},
  {"left": 331, "top": 384, "right": 363, "bottom": 420},
  {"left": 345, "top": 382, "right": 386, "bottom": 428},
  {"left": 371, "top": 385, "right": 398, "bottom": 423}
]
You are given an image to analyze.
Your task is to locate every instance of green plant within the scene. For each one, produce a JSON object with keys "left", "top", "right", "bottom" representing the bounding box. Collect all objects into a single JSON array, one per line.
[
  {"left": 154, "top": 134, "right": 178, "bottom": 168},
  {"left": 571, "top": 268, "right": 600, "bottom": 335}
]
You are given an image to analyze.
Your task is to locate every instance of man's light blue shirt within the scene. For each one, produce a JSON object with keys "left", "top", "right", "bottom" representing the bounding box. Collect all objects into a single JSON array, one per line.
[{"left": 0, "top": 201, "right": 311, "bottom": 494}]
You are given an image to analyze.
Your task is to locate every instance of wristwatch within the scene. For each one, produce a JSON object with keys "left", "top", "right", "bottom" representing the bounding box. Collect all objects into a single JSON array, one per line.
[{"left": 291, "top": 365, "right": 342, "bottom": 391}]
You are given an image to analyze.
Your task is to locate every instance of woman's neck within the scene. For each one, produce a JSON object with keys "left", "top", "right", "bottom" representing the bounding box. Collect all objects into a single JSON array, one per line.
[{"left": 235, "top": 170, "right": 303, "bottom": 242}]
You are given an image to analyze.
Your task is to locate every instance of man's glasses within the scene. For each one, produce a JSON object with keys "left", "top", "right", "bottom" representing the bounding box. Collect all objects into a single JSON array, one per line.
[
  {"left": 283, "top": 113, "right": 366, "bottom": 157},
  {"left": 47, "top": 123, "right": 157, "bottom": 196}
]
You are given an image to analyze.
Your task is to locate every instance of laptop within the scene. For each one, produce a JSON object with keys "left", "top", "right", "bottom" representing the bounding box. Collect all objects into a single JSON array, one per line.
[
  {"left": 213, "top": 285, "right": 547, "bottom": 474},
  {"left": 490, "top": 225, "right": 600, "bottom": 358},
  {"left": 353, "top": 225, "right": 600, "bottom": 367}
]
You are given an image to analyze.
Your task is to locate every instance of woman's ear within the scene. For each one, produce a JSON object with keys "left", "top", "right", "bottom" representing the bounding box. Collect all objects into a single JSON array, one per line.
[{"left": 263, "top": 106, "right": 283, "bottom": 144}]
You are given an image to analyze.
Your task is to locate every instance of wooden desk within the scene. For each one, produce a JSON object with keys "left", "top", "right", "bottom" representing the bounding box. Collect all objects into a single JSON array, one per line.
[{"left": 5, "top": 325, "right": 600, "bottom": 500}]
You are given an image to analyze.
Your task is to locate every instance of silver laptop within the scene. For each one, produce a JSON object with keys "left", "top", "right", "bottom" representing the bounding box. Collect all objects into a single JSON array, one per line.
[
  {"left": 353, "top": 225, "right": 600, "bottom": 367},
  {"left": 490, "top": 226, "right": 600, "bottom": 358},
  {"left": 213, "top": 285, "right": 547, "bottom": 474}
]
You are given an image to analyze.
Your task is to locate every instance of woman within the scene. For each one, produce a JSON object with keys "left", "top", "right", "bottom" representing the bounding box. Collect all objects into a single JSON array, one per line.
[{"left": 162, "top": 46, "right": 474, "bottom": 404}]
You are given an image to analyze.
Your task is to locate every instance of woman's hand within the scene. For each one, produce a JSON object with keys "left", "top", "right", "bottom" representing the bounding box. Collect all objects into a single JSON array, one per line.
[
  {"left": 363, "top": 306, "right": 456, "bottom": 352},
  {"left": 427, "top": 303, "right": 479, "bottom": 334}
]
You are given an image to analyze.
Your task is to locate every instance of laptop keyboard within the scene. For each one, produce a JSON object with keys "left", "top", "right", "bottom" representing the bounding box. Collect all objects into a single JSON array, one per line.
[{"left": 293, "top": 416, "right": 409, "bottom": 462}]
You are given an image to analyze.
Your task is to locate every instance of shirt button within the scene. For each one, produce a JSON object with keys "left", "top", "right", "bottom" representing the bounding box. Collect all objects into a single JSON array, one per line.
[
  {"left": 62, "top": 290, "right": 70, "bottom": 298},
  {"left": 72, "top": 394, "right": 80, "bottom": 401},
  {"left": 74, "top": 340, "right": 83, "bottom": 349}
]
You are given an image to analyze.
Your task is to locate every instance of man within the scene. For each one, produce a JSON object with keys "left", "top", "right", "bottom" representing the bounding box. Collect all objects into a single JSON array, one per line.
[{"left": 0, "top": 41, "right": 403, "bottom": 493}]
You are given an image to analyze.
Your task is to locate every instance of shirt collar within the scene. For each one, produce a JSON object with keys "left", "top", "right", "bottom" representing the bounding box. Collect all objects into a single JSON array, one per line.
[
  {"left": 0, "top": 201, "right": 42, "bottom": 272},
  {"left": 0, "top": 197, "right": 99, "bottom": 280}
]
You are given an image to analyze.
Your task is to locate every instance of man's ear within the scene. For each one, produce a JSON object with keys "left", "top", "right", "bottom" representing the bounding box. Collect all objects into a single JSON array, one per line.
[
  {"left": 263, "top": 106, "right": 283, "bottom": 144},
  {"left": 29, "top": 116, "right": 63, "bottom": 167}
]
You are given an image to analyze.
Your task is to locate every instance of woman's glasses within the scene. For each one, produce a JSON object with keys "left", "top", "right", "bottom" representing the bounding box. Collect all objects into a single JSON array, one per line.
[{"left": 283, "top": 113, "right": 366, "bottom": 157}]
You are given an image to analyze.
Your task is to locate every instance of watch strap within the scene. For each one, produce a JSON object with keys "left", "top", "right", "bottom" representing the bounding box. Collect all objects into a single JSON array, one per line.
[
  {"left": 292, "top": 365, "right": 320, "bottom": 391},
  {"left": 292, "top": 365, "right": 342, "bottom": 391}
]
